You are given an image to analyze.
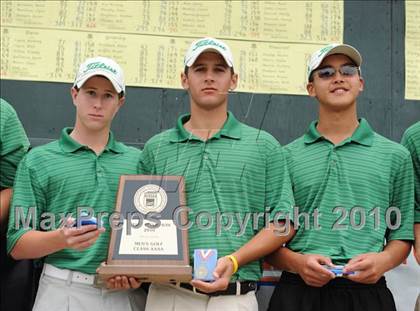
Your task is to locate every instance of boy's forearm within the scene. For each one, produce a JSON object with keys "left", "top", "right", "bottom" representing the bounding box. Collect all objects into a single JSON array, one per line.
[
  {"left": 381, "top": 240, "right": 411, "bottom": 271},
  {"left": 11, "top": 230, "right": 65, "bottom": 260},
  {"left": 266, "top": 246, "right": 302, "bottom": 272},
  {"left": 0, "top": 188, "right": 12, "bottom": 225},
  {"left": 232, "top": 222, "right": 295, "bottom": 267},
  {"left": 414, "top": 223, "right": 420, "bottom": 264}
]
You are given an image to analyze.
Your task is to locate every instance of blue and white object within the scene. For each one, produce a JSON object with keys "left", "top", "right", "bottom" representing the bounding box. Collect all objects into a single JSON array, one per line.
[
  {"left": 73, "top": 211, "right": 98, "bottom": 227},
  {"left": 323, "top": 265, "right": 355, "bottom": 277},
  {"left": 194, "top": 249, "right": 218, "bottom": 281}
]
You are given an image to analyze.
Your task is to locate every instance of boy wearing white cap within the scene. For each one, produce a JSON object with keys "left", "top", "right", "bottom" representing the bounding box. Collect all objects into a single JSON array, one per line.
[
  {"left": 139, "top": 37, "right": 295, "bottom": 311},
  {"left": 267, "top": 44, "right": 414, "bottom": 311},
  {"left": 7, "top": 57, "right": 142, "bottom": 311}
]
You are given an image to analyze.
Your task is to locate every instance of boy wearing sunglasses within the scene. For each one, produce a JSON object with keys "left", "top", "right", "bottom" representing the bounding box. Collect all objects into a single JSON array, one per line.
[{"left": 267, "top": 43, "right": 414, "bottom": 311}]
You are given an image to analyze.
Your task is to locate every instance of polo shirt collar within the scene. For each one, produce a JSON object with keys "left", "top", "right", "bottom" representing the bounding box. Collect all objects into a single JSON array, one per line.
[
  {"left": 303, "top": 121, "right": 323, "bottom": 144},
  {"left": 350, "top": 118, "right": 374, "bottom": 146},
  {"left": 169, "top": 111, "right": 242, "bottom": 143},
  {"left": 304, "top": 118, "right": 374, "bottom": 146},
  {"left": 60, "top": 128, "right": 125, "bottom": 153}
]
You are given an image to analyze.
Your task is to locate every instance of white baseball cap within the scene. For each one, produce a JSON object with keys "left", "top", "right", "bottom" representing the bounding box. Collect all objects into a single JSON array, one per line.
[
  {"left": 184, "top": 37, "right": 234, "bottom": 68},
  {"left": 73, "top": 56, "right": 125, "bottom": 94},
  {"left": 307, "top": 43, "right": 362, "bottom": 82}
]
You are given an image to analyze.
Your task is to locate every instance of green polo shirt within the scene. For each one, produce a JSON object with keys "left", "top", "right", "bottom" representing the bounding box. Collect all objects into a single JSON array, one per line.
[
  {"left": 0, "top": 99, "right": 29, "bottom": 190},
  {"left": 285, "top": 118, "right": 414, "bottom": 265},
  {"left": 401, "top": 121, "right": 420, "bottom": 223},
  {"left": 141, "top": 112, "right": 294, "bottom": 281},
  {"left": 7, "top": 128, "right": 141, "bottom": 274}
]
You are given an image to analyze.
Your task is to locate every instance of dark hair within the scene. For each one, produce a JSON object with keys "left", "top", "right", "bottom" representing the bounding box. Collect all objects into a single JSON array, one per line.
[{"left": 308, "top": 72, "right": 315, "bottom": 83}]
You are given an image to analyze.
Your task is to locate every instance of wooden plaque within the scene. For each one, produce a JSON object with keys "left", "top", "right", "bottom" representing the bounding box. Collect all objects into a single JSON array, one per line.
[{"left": 97, "top": 175, "right": 192, "bottom": 283}]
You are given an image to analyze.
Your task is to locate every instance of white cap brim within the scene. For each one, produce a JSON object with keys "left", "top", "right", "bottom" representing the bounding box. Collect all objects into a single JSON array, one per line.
[
  {"left": 73, "top": 69, "right": 124, "bottom": 94},
  {"left": 312, "top": 44, "right": 362, "bottom": 72},
  {"left": 185, "top": 46, "right": 233, "bottom": 68},
  {"left": 307, "top": 44, "right": 362, "bottom": 82}
]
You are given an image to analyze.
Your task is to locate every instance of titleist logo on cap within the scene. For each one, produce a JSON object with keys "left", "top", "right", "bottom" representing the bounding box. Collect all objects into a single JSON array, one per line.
[
  {"left": 83, "top": 62, "right": 117, "bottom": 74},
  {"left": 192, "top": 39, "right": 227, "bottom": 52}
]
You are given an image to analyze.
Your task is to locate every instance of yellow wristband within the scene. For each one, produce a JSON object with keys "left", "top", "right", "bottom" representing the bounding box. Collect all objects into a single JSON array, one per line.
[{"left": 227, "top": 255, "right": 239, "bottom": 274}]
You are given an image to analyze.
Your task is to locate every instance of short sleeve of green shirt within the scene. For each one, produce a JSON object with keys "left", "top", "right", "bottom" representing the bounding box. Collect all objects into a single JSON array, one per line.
[
  {"left": 266, "top": 144, "right": 295, "bottom": 224},
  {"left": 401, "top": 122, "right": 420, "bottom": 223},
  {"left": 7, "top": 156, "right": 46, "bottom": 252},
  {"left": 139, "top": 143, "right": 154, "bottom": 175},
  {"left": 0, "top": 99, "right": 29, "bottom": 189},
  {"left": 387, "top": 150, "right": 415, "bottom": 241}
]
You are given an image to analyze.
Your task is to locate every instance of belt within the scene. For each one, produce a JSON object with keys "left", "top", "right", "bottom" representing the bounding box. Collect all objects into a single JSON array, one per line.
[
  {"left": 43, "top": 263, "right": 95, "bottom": 285},
  {"left": 280, "top": 271, "right": 388, "bottom": 288},
  {"left": 178, "top": 281, "right": 257, "bottom": 296}
]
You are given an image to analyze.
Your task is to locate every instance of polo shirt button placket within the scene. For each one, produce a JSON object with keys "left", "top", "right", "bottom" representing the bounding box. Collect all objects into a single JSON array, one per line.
[
  {"left": 202, "top": 144, "right": 210, "bottom": 161},
  {"left": 95, "top": 158, "right": 105, "bottom": 179},
  {"left": 330, "top": 148, "right": 338, "bottom": 173}
]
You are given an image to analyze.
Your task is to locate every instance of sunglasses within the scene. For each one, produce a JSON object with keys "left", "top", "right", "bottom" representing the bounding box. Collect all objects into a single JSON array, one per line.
[{"left": 314, "top": 64, "right": 359, "bottom": 80}]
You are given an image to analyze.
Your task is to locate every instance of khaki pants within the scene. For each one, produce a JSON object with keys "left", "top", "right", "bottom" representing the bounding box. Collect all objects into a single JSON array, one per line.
[
  {"left": 145, "top": 283, "right": 258, "bottom": 311},
  {"left": 33, "top": 273, "right": 144, "bottom": 311}
]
